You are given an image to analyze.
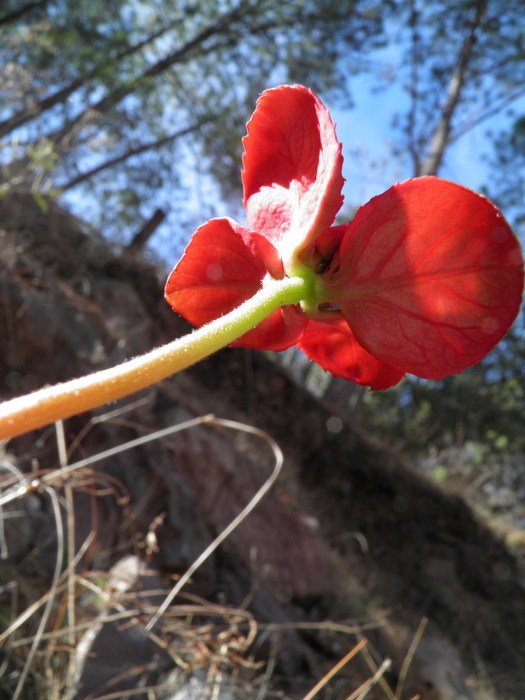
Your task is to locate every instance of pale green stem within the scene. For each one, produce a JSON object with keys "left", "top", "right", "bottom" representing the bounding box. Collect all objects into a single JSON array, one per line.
[{"left": 0, "top": 276, "right": 311, "bottom": 440}]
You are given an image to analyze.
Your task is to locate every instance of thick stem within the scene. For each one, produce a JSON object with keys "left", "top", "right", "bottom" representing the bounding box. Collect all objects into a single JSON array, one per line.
[{"left": 0, "top": 276, "right": 310, "bottom": 440}]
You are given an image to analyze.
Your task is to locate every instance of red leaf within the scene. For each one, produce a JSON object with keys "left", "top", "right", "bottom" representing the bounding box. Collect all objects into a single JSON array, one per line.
[
  {"left": 331, "top": 177, "right": 524, "bottom": 379},
  {"left": 165, "top": 218, "right": 267, "bottom": 326},
  {"left": 164, "top": 217, "right": 305, "bottom": 351},
  {"left": 298, "top": 318, "right": 404, "bottom": 389},
  {"left": 242, "top": 85, "right": 344, "bottom": 262}
]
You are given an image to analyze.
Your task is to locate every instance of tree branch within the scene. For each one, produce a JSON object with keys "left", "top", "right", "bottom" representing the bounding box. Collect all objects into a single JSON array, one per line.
[
  {"left": 450, "top": 83, "right": 525, "bottom": 144},
  {"left": 419, "top": 0, "right": 488, "bottom": 176},
  {"left": 0, "top": 0, "right": 48, "bottom": 27},
  {"left": 4, "top": 0, "right": 254, "bottom": 180},
  {"left": 125, "top": 208, "right": 166, "bottom": 254},
  {"left": 407, "top": 0, "right": 421, "bottom": 176},
  {"left": 0, "top": 17, "right": 187, "bottom": 140},
  {"left": 58, "top": 120, "right": 210, "bottom": 191}
]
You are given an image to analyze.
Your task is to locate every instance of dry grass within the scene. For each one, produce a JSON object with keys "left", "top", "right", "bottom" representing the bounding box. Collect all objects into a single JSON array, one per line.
[{"left": 0, "top": 408, "right": 432, "bottom": 700}]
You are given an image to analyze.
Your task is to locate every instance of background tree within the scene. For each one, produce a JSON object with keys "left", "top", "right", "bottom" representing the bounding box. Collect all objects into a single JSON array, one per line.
[{"left": 0, "top": 0, "right": 386, "bottom": 242}]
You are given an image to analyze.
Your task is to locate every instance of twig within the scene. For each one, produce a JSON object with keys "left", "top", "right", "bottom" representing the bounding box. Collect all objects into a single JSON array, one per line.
[
  {"left": 65, "top": 394, "right": 154, "bottom": 459},
  {"left": 395, "top": 617, "right": 428, "bottom": 699},
  {"left": 0, "top": 524, "right": 93, "bottom": 646},
  {"left": 55, "top": 420, "right": 77, "bottom": 694},
  {"left": 358, "top": 642, "right": 397, "bottom": 700},
  {"left": 255, "top": 636, "right": 279, "bottom": 700},
  {"left": 12, "top": 486, "right": 64, "bottom": 700},
  {"left": 0, "top": 458, "right": 25, "bottom": 558},
  {"left": 8, "top": 609, "right": 135, "bottom": 648},
  {"left": 146, "top": 417, "right": 284, "bottom": 631},
  {"left": 347, "top": 658, "right": 392, "bottom": 700},
  {"left": 302, "top": 639, "right": 368, "bottom": 700}
]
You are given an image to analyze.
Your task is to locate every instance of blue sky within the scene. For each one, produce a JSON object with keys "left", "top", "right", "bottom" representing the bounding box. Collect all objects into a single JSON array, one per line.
[{"left": 332, "top": 72, "right": 523, "bottom": 209}]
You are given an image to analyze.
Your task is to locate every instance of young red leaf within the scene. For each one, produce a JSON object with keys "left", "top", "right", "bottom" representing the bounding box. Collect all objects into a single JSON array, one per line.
[{"left": 242, "top": 85, "right": 344, "bottom": 264}]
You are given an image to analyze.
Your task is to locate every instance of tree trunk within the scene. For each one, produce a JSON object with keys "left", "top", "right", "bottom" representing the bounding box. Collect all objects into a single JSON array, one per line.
[{"left": 419, "top": 0, "right": 488, "bottom": 176}]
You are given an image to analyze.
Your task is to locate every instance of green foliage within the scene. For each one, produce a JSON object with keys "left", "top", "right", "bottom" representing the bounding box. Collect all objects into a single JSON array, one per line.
[
  {"left": 0, "top": 0, "right": 385, "bottom": 245},
  {"left": 2, "top": 0, "right": 524, "bottom": 246}
]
